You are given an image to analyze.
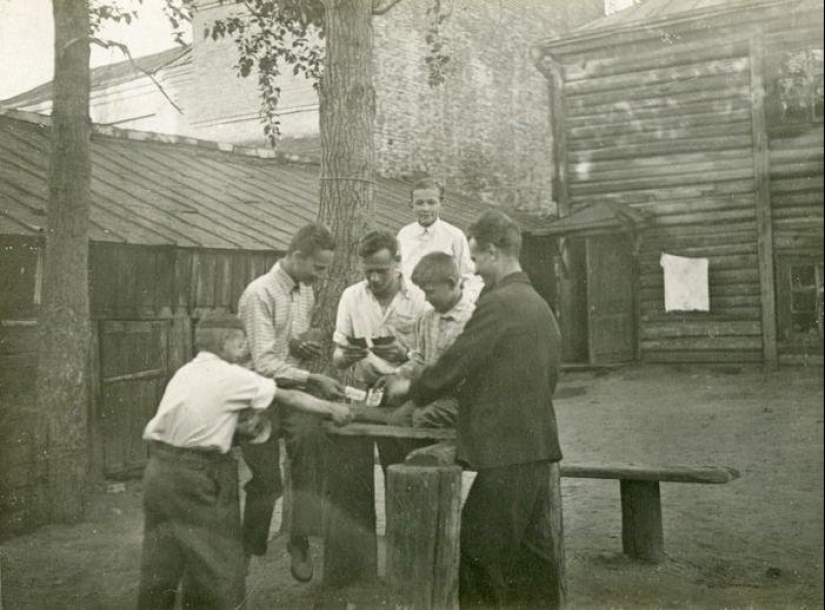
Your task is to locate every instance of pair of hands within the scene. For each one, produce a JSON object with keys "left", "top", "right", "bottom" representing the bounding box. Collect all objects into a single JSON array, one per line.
[{"left": 338, "top": 338, "right": 408, "bottom": 368}]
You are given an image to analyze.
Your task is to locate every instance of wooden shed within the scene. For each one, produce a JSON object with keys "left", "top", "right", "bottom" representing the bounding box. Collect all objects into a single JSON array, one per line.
[
  {"left": 0, "top": 110, "right": 491, "bottom": 535},
  {"left": 531, "top": 0, "right": 823, "bottom": 366}
]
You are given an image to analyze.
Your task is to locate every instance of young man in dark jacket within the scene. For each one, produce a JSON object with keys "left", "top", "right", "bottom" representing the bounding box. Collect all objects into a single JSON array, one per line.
[{"left": 386, "top": 210, "right": 564, "bottom": 609}]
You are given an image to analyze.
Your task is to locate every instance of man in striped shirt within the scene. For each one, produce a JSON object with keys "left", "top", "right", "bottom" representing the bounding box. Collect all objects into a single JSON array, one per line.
[{"left": 238, "top": 223, "right": 344, "bottom": 582}]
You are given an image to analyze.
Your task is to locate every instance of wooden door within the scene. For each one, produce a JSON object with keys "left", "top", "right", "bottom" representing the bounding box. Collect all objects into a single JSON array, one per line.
[
  {"left": 586, "top": 235, "right": 636, "bottom": 364},
  {"left": 98, "top": 320, "right": 169, "bottom": 477}
]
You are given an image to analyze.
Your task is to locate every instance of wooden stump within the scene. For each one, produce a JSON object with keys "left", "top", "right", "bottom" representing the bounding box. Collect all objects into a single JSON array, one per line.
[
  {"left": 386, "top": 464, "right": 462, "bottom": 610},
  {"left": 620, "top": 479, "right": 664, "bottom": 563}
]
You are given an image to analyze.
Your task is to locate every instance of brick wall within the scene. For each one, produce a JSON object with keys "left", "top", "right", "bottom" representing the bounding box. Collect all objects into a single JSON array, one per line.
[
  {"left": 372, "top": 0, "right": 603, "bottom": 214},
  {"left": 189, "top": 0, "right": 603, "bottom": 208},
  {"left": 189, "top": 0, "right": 320, "bottom": 143}
]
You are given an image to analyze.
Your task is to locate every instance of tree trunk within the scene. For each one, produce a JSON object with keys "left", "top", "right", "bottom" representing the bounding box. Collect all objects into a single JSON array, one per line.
[
  {"left": 313, "top": 0, "right": 376, "bottom": 372},
  {"left": 34, "top": 0, "right": 93, "bottom": 523}
]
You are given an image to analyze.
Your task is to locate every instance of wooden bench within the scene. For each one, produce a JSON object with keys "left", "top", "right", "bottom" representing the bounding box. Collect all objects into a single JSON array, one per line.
[
  {"left": 557, "top": 462, "right": 739, "bottom": 563},
  {"left": 322, "top": 422, "right": 740, "bottom": 578},
  {"left": 403, "top": 439, "right": 740, "bottom": 564}
]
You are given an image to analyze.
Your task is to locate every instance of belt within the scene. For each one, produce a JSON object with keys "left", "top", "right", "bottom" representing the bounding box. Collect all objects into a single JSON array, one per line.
[{"left": 149, "top": 441, "right": 232, "bottom": 464}]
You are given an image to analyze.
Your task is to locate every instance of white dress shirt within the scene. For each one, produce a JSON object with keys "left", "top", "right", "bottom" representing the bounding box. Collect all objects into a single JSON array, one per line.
[
  {"left": 143, "top": 351, "right": 276, "bottom": 454},
  {"left": 334, "top": 276, "right": 429, "bottom": 386},
  {"left": 397, "top": 218, "right": 483, "bottom": 301}
]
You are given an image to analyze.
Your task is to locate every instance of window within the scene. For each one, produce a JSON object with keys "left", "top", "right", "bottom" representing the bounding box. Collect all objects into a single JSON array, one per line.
[
  {"left": 769, "top": 47, "right": 824, "bottom": 126},
  {"left": 777, "top": 258, "right": 824, "bottom": 353}
]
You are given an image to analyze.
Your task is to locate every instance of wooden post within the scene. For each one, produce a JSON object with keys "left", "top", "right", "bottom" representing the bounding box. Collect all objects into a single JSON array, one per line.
[
  {"left": 322, "top": 435, "right": 377, "bottom": 587},
  {"left": 749, "top": 33, "right": 779, "bottom": 369},
  {"left": 620, "top": 480, "right": 665, "bottom": 563},
  {"left": 385, "top": 465, "right": 462, "bottom": 610}
]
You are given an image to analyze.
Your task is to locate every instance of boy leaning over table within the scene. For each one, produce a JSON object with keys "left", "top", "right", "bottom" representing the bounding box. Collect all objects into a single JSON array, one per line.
[
  {"left": 137, "top": 313, "right": 352, "bottom": 610},
  {"left": 375, "top": 250, "right": 474, "bottom": 466}
]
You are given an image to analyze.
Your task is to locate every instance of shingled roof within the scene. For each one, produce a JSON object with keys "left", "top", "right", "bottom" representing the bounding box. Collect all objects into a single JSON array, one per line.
[{"left": 0, "top": 110, "right": 500, "bottom": 251}]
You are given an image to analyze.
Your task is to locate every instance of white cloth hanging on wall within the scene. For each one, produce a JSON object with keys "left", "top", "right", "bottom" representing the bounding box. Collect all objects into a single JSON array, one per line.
[{"left": 659, "top": 253, "right": 710, "bottom": 312}]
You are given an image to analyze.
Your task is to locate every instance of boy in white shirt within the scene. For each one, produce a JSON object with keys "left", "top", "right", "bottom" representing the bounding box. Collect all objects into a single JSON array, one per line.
[
  {"left": 397, "top": 176, "right": 483, "bottom": 302},
  {"left": 138, "top": 313, "right": 351, "bottom": 610}
]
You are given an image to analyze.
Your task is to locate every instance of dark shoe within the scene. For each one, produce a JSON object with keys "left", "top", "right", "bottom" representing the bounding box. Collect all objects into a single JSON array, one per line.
[{"left": 287, "top": 536, "right": 313, "bottom": 583}]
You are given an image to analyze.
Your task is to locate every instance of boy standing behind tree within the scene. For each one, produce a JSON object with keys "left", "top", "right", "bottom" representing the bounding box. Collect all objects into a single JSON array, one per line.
[
  {"left": 137, "top": 313, "right": 351, "bottom": 610},
  {"left": 397, "top": 176, "right": 483, "bottom": 302}
]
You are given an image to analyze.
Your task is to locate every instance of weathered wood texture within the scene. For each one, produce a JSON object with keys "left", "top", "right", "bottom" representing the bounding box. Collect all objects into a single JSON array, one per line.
[
  {"left": 556, "top": 32, "right": 762, "bottom": 363},
  {"left": 386, "top": 465, "right": 462, "bottom": 610},
  {"left": 0, "top": 237, "right": 282, "bottom": 526},
  {"left": 323, "top": 422, "right": 458, "bottom": 441},
  {"left": 547, "top": 4, "right": 823, "bottom": 364},
  {"left": 621, "top": 480, "right": 664, "bottom": 563}
]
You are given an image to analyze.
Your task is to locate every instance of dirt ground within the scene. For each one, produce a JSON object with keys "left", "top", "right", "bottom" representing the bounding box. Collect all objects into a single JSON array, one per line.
[{"left": 1, "top": 363, "right": 822, "bottom": 609}]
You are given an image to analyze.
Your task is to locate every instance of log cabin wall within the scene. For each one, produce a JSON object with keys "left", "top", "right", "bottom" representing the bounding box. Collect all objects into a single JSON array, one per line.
[{"left": 538, "top": 0, "right": 823, "bottom": 365}]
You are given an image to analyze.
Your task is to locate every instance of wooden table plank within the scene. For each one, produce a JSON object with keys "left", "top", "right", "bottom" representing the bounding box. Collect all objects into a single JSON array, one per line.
[{"left": 323, "top": 422, "right": 457, "bottom": 441}]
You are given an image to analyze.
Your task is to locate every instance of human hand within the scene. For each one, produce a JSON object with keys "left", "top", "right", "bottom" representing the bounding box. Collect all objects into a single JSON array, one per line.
[
  {"left": 339, "top": 344, "right": 370, "bottom": 367},
  {"left": 370, "top": 338, "right": 408, "bottom": 364},
  {"left": 308, "top": 374, "right": 346, "bottom": 400},
  {"left": 327, "top": 402, "right": 353, "bottom": 426},
  {"left": 383, "top": 375, "right": 412, "bottom": 403},
  {"left": 289, "top": 337, "right": 323, "bottom": 360}
]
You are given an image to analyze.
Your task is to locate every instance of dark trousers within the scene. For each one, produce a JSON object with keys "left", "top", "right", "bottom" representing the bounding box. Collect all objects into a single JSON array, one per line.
[
  {"left": 138, "top": 444, "right": 246, "bottom": 610},
  {"left": 460, "top": 460, "right": 561, "bottom": 610},
  {"left": 241, "top": 408, "right": 327, "bottom": 556}
]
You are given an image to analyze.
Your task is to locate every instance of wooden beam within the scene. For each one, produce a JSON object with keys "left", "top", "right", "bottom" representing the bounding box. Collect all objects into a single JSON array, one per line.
[
  {"left": 749, "top": 34, "right": 779, "bottom": 368},
  {"left": 547, "top": 58, "right": 570, "bottom": 217},
  {"left": 561, "top": 463, "right": 740, "bottom": 484},
  {"left": 323, "top": 422, "right": 456, "bottom": 441}
]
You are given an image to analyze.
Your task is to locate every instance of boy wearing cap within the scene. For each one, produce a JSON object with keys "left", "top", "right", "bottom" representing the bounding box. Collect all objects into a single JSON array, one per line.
[{"left": 137, "top": 314, "right": 351, "bottom": 610}]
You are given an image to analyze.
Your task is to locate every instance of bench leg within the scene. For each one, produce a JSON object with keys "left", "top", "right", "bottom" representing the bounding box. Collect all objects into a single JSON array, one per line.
[{"left": 619, "top": 480, "right": 664, "bottom": 563}]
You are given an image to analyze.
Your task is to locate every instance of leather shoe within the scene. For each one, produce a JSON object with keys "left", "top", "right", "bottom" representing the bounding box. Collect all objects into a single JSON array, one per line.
[{"left": 287, "top": 536, "right": 313, "bottom": 583}]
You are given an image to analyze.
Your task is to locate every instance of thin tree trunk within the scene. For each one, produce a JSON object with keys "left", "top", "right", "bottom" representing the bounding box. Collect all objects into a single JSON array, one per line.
[
  {"left": 313, "top": 0, "right": 376, "bottom": 373},
  {"left": 34, "top": 0, "right": 93, "bottom": 523}
]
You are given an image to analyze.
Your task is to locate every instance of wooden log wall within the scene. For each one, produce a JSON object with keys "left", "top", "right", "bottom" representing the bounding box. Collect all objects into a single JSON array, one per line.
[
  {"left": 546, "top": 2, "right": 823, "bottom": 364},
  {"left": 557, "top": 33, "right": 764, "bottom": 363}
]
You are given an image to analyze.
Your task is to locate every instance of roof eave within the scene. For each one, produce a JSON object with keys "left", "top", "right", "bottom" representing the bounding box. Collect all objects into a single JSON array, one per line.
[{"left": 532, "top": 0, "right": 817, "bottom": 61}]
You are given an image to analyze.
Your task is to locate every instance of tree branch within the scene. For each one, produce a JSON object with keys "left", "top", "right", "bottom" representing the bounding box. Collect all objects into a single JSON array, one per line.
[
  {"left": 372, "top": 0, "right": 405, "bottom": 15},
  {"left": 88, "top": 37, "right": 185, "bottom": 115}
]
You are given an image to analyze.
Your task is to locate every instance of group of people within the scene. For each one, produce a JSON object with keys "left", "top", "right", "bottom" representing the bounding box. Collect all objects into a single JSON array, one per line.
[{"left": 136, "top": 177, "right": 564, "bottom": 609}]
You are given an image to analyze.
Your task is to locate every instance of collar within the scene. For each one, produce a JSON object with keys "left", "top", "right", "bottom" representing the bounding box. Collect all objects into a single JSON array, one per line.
[
  {"left": 482, "top": 271, "right": 530, "bottom": 295},
  {"left": 362, "top": 273, "right": 414, "bottom": 300},
  {"left": 416, "top": 218, "right": 442, "bottom": 236},
  {"left": 271, "top": 261, "right": 299, "bottom": 292},
  {"left": 194, "top": 351, "right": 224, "bottom": 363}
]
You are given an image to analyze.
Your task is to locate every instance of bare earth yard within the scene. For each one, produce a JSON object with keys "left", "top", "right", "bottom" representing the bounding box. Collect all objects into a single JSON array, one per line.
[{"left": 1, "top": 364, "right": 822, "bottom": 609}]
